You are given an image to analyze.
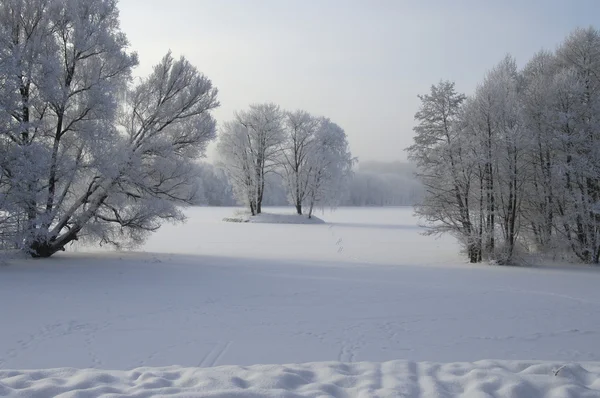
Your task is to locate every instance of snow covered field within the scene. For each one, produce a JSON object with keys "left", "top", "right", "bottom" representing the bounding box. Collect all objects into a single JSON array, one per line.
[{"left": 2, "top": 207, "right": 600, "bottom": 397}]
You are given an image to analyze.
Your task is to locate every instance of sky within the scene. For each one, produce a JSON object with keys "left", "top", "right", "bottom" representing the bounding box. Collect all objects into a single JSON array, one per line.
[{"left": 117, "top": 0, "right": 600, "bottom": 164}]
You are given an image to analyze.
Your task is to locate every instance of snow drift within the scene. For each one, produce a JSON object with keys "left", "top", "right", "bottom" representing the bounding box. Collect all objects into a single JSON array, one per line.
[{"left": 2, "top": 360, "right": 600, "bottom": 397}]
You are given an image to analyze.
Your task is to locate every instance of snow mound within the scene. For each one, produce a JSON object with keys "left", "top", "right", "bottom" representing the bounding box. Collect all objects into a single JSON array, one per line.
[
  {"left": 2, "top": 360, "right": 599, "bottom": 397},
  {"left": 223, "top": 211, "right": 325, "bottom": 224}
]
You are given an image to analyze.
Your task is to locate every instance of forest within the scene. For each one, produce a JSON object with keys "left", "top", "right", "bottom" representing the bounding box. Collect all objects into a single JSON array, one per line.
[
  {"left": 408, "top": 27, "right": 600, "bottom": 264},
  {"left": 192, "top": 160, "right": 422, "bottom": 209}
]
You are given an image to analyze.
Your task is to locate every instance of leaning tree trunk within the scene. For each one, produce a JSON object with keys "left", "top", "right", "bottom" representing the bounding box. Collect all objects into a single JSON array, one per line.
[{"left": 28, "top": 180, "right": 112, "bottom": 257}]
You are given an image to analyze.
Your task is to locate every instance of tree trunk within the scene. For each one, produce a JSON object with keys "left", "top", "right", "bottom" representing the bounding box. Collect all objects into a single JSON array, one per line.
[
  {"left": 256, "top": 175, "right": 263, "bottom": 214},
  {"left": 486, "top": 116, "right": 495, "bottom": 256},
  {"left": 30, "top": 223, "right": 81, "bottom": 257},
  {"left": 30, "top": 239, "right": 66, "bottom": 258},
  {"left": 468, "top": 243, "right": 481, "bottom": 263},
  {"left": 29, "top": 181, "right": 112, "bottom": 257},
  {"left": 30, "top": 241, "right": 57, "bottom": 258},
  {"left": 296, "top": 202, "right": 302, "bottom": 215}
]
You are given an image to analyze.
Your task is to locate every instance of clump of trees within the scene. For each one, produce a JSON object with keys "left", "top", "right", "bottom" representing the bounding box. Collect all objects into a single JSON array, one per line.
[
  {"left": 0, "top": 0, "right": 219, "bottom": 257},
  {"left": 217, "top": 104, "right": 354, "bottom": 218},
  {"left": 193, "top": 160, "right": 422, "bottom": 208},
  {"left": 408, "top": 27, "right": 600, "bottom": 265}
]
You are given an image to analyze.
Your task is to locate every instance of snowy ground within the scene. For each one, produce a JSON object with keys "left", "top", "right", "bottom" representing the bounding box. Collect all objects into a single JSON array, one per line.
[
  {"left": 223, "top": 210, "right": 325, "bottom": 224},
  {"left": 1, "top": 207, "right": 600, "bottom": 397}
]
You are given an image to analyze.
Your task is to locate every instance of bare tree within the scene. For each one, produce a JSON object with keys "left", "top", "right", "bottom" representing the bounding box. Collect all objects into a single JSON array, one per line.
[
  {"left": 217, "top": 121, "right": 259, "bottom": 213},
  {"left": 217, "top": 103, "right": 284, "bottom": 215},
  {"left": 553, "top": 27, "right": 600, "bottom": 263},
  {"left": 304, "top": 118, "right": 354, "bottom": 218},
  {"left": 520, "top": 50, "right": 560, "bottom": 250},
  {"left": 281, "top": 110, "right": 318, "bottom": 215},
  {"left": 406, "top": 82, "right": 479, "bottom": 261},
  {"left": 411, "top": 28, "right": 600, "bottom": 265}
]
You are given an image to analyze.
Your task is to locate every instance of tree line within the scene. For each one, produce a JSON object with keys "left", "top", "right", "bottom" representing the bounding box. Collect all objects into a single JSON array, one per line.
[
  {"left": 192, "top": 161, "right": 422, "bottom": 208},
  {"left": 408, "top": 27, "right": 600, "bottom": 265}
]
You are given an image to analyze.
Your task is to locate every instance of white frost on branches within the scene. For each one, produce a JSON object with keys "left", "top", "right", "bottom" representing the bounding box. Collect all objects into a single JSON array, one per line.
[
  {"left": 0, "top": 0, "right": 218, "bottom": 257},
  {"left": 217, "top": 107, "right": 354, "bottom": 218},
  {"left": 409, "top": 27, "right": 600, "bottom": 265}
]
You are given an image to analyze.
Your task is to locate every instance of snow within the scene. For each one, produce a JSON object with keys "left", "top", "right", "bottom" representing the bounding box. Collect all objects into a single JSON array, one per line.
[
  {"left": 2, "top": 361, "right": 600, "bottom": 397},
  {"left": 1, "top": 207, "right": 600, "bottom": 397},
  {"left": 223, "top": 210, "right": 325, "bottom": 224}
]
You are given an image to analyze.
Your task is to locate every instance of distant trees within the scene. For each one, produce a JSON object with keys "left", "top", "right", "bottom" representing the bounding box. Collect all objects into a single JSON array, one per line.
[
  {"left": 344, "top": 164, "right": 423, "bottom": 206},
  {"left": 217, "top": 105, "right": 354, "bottom": 217},
  {"left": 202, "top": 159, "right": 420, "bottom": 209},
  {"left": 409, "top": 27, "right": 600, "bottom": 265},
  {"left": 193, "top": 162, "right": 236, "bottom": 206},
  {"left": 202, "top": 160, "right": 422, "bottom": 208},
  {"left": 0, "top": 0, "right": 219, "bottom": 257}
]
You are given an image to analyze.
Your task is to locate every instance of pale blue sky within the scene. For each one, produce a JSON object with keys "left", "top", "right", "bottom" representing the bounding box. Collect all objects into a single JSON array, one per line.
[{"left": 118, "top": 0, "right": 600, "bottom": 163}]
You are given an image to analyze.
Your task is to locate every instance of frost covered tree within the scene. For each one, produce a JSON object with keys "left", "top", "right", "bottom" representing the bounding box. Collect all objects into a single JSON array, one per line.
[
  {"left": 280, "top": 112, "right": 353, "bottom": 216},
  {"left": 216, "top": 121, "right": 257, "bottom": 212},
  {"left": 280, "top": 110, "right": 318, "bottom": 214},
  {"left": 554, "top": 28, "right": 600, "bottom": 263},
  {"left": 0, "top": 0, "right": 218, "bottom": 257},
  {"left": 518, "top": 28, "right": 600, "bottom": 263},
  {"left": 217, "top": 106, "right": 354, "bottom": 217},
  {"left": 304, "top": 118, "right": 354, "bottom": 218},
  {"left": 519, "top": 50, "right": 561, "bottom": 250},
  {"left": 406, "top": 81, "right": 476, "bottom": 260},
  {"left": 411, "top": 27, "right": 600, "bottom": 265},
  {"left": 216, "top": 103, "right": 284, "bottom": 215},
  {"left": 469, "top": 56, "right": 528, "bottom": 263},
  {"left": 412, "top": 64, "right": 530, "bottom": 264}
]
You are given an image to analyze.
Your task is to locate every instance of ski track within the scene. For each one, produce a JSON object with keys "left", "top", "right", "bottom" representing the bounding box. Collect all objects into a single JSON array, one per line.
[{"left": 198, "top": 341, "right": 233, "bottom": 368}]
